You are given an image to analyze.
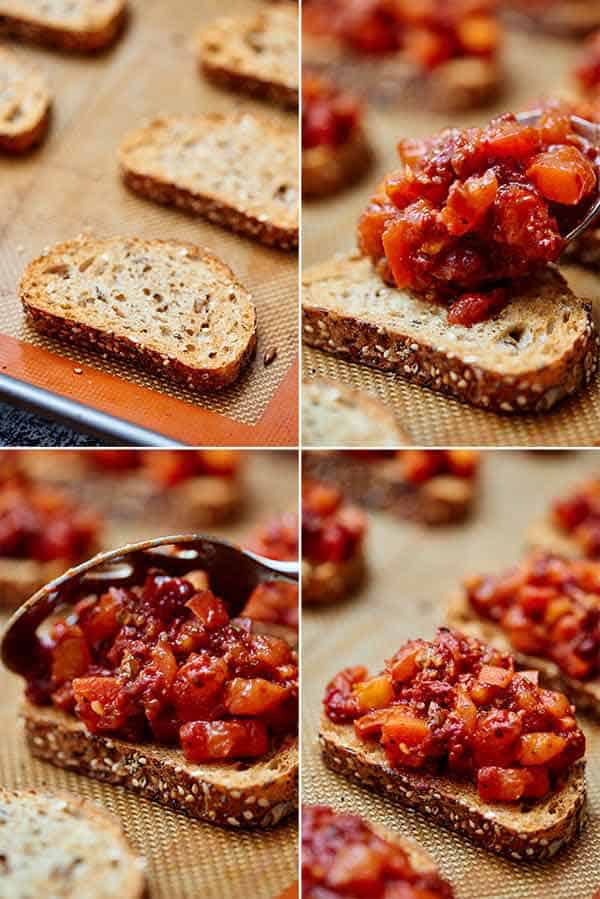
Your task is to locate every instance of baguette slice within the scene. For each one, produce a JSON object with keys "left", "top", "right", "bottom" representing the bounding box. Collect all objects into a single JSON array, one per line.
[
  {"left": 199, "top": 4, "right": 298, "bottom": 108},
  {"left": 120, "top": 113, "right": 298, "bottom": 251},
  {"left": 447, "top": 590, "right": 600, "bottom": 719},
  {"left": 0, "top": 787, "right": 145, "bottom": 899},
  {"left": 303, "top": 128, "right": 373, "bottom": 198},
  {"left": 302, "top": 452, "right": 475, "bottom": 525},
  {"left": 20, "top": 236, "right": 257, "bottom": 391},
  {"left": 302, "top": 252, "right": 598, "bottom": 414},
  {"left": 0, "top": 46, "right": 50, "bottom": 152},
  {"left": 320, "top": 714, "right": 586, "bottom": 861},
  {"left": 23, "top": 702, "right": 298, "bottom": 830},
  {"left": 302, "top": 378, "right": 409, "bottom": 447},
  {"left": 303, "top": 546, "right": 366, "bottom": 606},
  {"left": 0, "top": 0, "right": 126, "bottom": 51}
]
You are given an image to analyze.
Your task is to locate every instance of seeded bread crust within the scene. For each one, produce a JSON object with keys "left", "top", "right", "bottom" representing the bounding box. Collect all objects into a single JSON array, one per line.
[
  {"left": 0, "top": 787, "right": 146, "bottom": 899},
  {"left": 20, "top": 236, "right": 257, "bottom": 392},
  {"left": 302, "top": 453, "right": 474, "bottom": 525},
  {"left": 199, "top": 4, "right": 298, "bottom": 109},
  {"left": 0, "top": 0, "right": 126, "bottom": 51},
  {"left": 303, "top": 128, "right": 373, "bottom": 199},
  {"left": 0, "top": 46, "right": 50, "bottom": 152},
  {"left": 448, "top": 589, "right": 600, "bottom": 720},
  {"left": 303, "top": 547, "right": 366, "bottom": 606},
  {"left": 319, "top": 714, "right": 586, "bottom": 861},
  {"left": 120, "top": 113, "right": 298, "bottom": 251},
  {"left": 302, "top": 377, "right": 408, "bottom": 447},
  {"left": 23, "top": 702, "right": 298, "bottom": 830},
  {"left": 302, "top": 253, "right": 599, "bottom": 415}
]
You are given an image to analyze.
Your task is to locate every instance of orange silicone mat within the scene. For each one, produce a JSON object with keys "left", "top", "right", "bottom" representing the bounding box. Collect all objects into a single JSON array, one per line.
[
  {"left": 302, "top": 26, "right": 600, "bottom": 446},
  {"left": 1, "top": 0, "right": 298, "bottom": 446},
  {"left": 302, "top": 449, "right": 600, "bottom": 898},
  {"left": 0, "top": 449, "right": 299, "bottom": 899}
]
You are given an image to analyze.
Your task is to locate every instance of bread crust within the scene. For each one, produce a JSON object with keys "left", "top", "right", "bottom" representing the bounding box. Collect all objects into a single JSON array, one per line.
[
  {"left": 120, "top": 114, "right": 298, "bottom": 251},
  {"left": 302, "top": 253, "right": 599, "bottom": 414},
  {"left": 302, "top": 453, "right": 474, "bottom": 525},
  {"left": 20, "top": 237, "right": 257, "bottom": 392},
  {"left": 0, "top": 557, "right": 70, "bottom": 609},
  {"left": 0, "top": 103, "right": 50, "bottom": 153},
  {"left": 448, "top": 587, "right": 600, "bottom": 720},
  {"left": 320, "top": 714, "right": 587, "bottom": 861},
  {"left": 303, "top": 129, "right": 373, "bottom": 199},
  {"left": 0, "top": 2, "right": 126, "bottom": 51},
  {"left": 302, "top": 547, "right": 366, "bottom": 605},
  {"left": 23, "top": 702, "right": 298, "bottom": 830}
]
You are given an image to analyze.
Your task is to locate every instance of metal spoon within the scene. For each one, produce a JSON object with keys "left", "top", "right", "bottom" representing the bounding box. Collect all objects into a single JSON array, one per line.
[
  {"left": 1, "top": 534, "right": 299, "bottom": 678},
  {"left": 515, "top": 110, "right": 600, "bottom": 242}
]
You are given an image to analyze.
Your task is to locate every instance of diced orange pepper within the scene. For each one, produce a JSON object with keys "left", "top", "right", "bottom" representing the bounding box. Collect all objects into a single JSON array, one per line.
[
  {"left": 517, "top": 732, "right": 567, "bottom": 766},
  {"left": 478, "top": 665, "right": 513, "bottom": 689},
  {"left": 527, "top": 146, "right": 596, "bottom": 206},
  {"left": 353, "top": 675, "right": 394, "bottom": 712}
]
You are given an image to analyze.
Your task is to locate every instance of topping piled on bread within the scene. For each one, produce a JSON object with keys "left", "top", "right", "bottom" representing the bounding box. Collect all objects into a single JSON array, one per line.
[
  {"left": 243, "top": 512, "right": 299, "bottom": 634},
  {"left": 302, "top": 480, "right": 367, "bottom": 605},
  {"left": 320, "top": 628, "right": 586, "bottom": 858},
  {"left": 302, "top": 804, "right": 455, "bottom": 898}
]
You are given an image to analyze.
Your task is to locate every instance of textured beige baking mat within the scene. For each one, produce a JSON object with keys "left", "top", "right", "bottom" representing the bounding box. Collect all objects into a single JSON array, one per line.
[
  {"left": 1, "top": 0, "right": 297, "bottom": 428},
  {"left": 302, "top": 450, "right": 600, "bottom": 898},
  {"left": 0, "top": 451, "right": 298, "bottom": 899},
  {"left": 302, "top": 27, "right": 600, "bottom": 446}
]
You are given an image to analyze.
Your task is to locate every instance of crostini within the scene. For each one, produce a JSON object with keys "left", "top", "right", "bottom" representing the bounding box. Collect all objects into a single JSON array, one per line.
[
  {"left": 319, "top": 628, "right": 586, "bottom": 859},
  {"left": 302, "top": 479, "right": 367, "bottom": 605},
  {"left": 243, "top": 511, "right": 299, "bottom": 643}
]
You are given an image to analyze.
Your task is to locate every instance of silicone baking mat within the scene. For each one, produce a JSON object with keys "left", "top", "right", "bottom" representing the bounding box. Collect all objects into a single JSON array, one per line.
[
  {"left": 302, "top": 450, "right": 600, "bottom": 898},
  {"left": 0, "top": 0, "right": 298, "bottom": 446},
  {"left": 302, "top": 26, "right": 600, "bottom": 446},
  {"left": 0, "top": 450, "right": 298, "bottom": 899}
]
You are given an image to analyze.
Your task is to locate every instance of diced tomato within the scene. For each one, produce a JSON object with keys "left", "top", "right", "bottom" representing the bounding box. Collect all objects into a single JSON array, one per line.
[
  {"left": 73, "top": 676, "right": 127, "bottom": 733},
  {"left": 485, "top": 122, "right": 539, "bottom": 159},
  {"left": 540, "top": 689, "right": 572, "bottom": 720},
  {"left": 477, "top": 664, "right": 513, "bottom": 689},
  {"left": 354, "top": 709, "right": 391, "bottom": 740},
  {"left": 477, "top": 766, "right": 529, "bottom": 802},
  {"left": 151, "top": 637, "right": 178, "bottom": 687},
  {"left": 172, "top": 653, "right": 229, "bottom": 722},
  {"left": 441, "top": 170, "right": 498, "bottom": 237},
  {"left": 527, "top": 146, "right": 596, "bottom": 206},
  {"left": 447, "top": 288, "right": 507, "bottom": 328},
  {"left": 78, "top": 590, "right": 122, "bottom": 646},
  {"left": 224, "top": 677, "right": 288, "bottom": 716},
  {"left": 51, "top": 626, "right": 92, "bottom": 683},
  {"left": 388, "top": 642, "right": 422, "bottom": 683},
  {"left": 354, "top": 674, "right": 395, "bottom": 711},
  {"left": 179, "top": 719, "right": 269, "bottom": 762},
  {"left": 185, "top": 590, "right": 229, "bottom": 630},
  {"left": 472, "top": 710, "right": 521, "bottom": 767},
  {"left": 517, "top": 732, "right": 567, "bottom": 767}
]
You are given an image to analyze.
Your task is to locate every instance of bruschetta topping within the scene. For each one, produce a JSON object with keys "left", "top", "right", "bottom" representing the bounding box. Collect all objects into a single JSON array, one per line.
[
  {"left": 467, "top": 554, "right": 600, "bottom": 681},
  {"left": 400, "top": 450, "right": 479, "bottom": 485},
  {"left": 574, "top": 29, "right": 600, "bottom": 92},
  {"left": 303, "top": 0, "right": 498, "bottom": 65},
  {"left": 302, "top": 804, "right": 455, "bottom": 898},
  {"left": 87, "top": 449, "right": 240, "bottom": 484},
  {"left": 324, "top": 628, "right": 585, "bottom": 802},
  {"left": 303, "top": 480, "right": 366, "bottom": 564},
  {"left": 358, "top": 107, "right": 598, "bottom": 296},
  {"left": 24, "top": 571, "right": 298, "bottom": 762},
  {"left": 0, "top": 476, "right": 98, "bottom": 564},
  {"left": 302, "top": 71, "right": 363, "bottom": 150},
  {"left": 552, "top": 478, "right": 600, "bottom": 557}
]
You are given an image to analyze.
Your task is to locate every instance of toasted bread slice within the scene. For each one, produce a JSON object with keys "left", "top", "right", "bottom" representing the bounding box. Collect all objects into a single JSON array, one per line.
[
  {"left": 302, "top": 253, "right": 598, "bottom": 414},
  {"left": 0, "top": 786, "right": 145, "bottom": 898},
  {"left": 199, "top": 4, "right": 298, "bottom": 109},
  {"left": 319, "top": 714, "right": 586, "bottom": 861},
  {"left": 0, "top": 0, "right": 126, "bottom": 51},
  {"left": 0, "top": 557, "right": 70, "bottom": 609},
  {"left": 0, "top": 46, "right": 50, "bottom": 152},
  {"left": 22, "top": 702, "right": 298, "bottom": 830},
  {"left": 20, "top": 236, "right": 257, "bottom": 391},
  {"left": 302, "top": 453, "right": 475, "bottom": 525},
  {"left": 303, "top": 547, "right": 366, "bottom": 606},
  {"left": 447, "top": 590, "right": 600, "bottom": 719},
  {"left": 119, "top": 113, "right": 298, "bottom": 251},
  {"left": 302, "top": 378, "right": 409, "bottom": 447},
  {"left": 303, "top": 128, "right": 372, "bottom": 198}
]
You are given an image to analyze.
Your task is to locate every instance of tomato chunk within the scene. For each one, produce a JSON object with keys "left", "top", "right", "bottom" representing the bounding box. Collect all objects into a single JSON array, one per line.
[
  {"left": 180, "top": 719, "right": 269, "bottom": 762},
  {"left": 527, "top": 146, "right": 596, "bottom": 206},
  {"left": 224, "top": 677, "right": 289, "bottom": 716}
]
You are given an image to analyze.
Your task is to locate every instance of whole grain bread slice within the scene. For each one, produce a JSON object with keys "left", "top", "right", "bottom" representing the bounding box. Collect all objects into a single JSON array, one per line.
[
  {"left": 22, "top": 702, "right": 298, "bottom": 830},
  {"left": 0, "top": 557, "right": 69, "bottom": 609},
  {"left": 302, "top": 378, "right": 409, "bottom": 447},
  {"left": 199, "top": 4, "right": 298, "bottom": 108},
  {"left": 447, "top": 590, "right": 600, "bottom": 720},
  {"left": 119, "top": 113, "right": 298, "bottom": 251},
  {"left": 0, "top": 0, "right": 126, "bottom": 51},
  {"left": 302, "top": 452, "right": 475, "bottom": 525},
  {"left": 303, "top": 127, "right": 373, "bottom": 198},
  {"left": 20, "top": 236, "right": 257, "bottom": 391},
  {"left": 303, "top": 547, "right": 366, "bottom": 606},
  {"left": 302, "top": 252, "right": 599, "bottom": 414},
  {"left": 0, "top": 45, "right": 50, "bottom": 152},
  {"left": 0, "top": 786, "right": 145, "bottom": 898},
  {"left": 319, "top": 714, "right": 586, "bottom": 861}
]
